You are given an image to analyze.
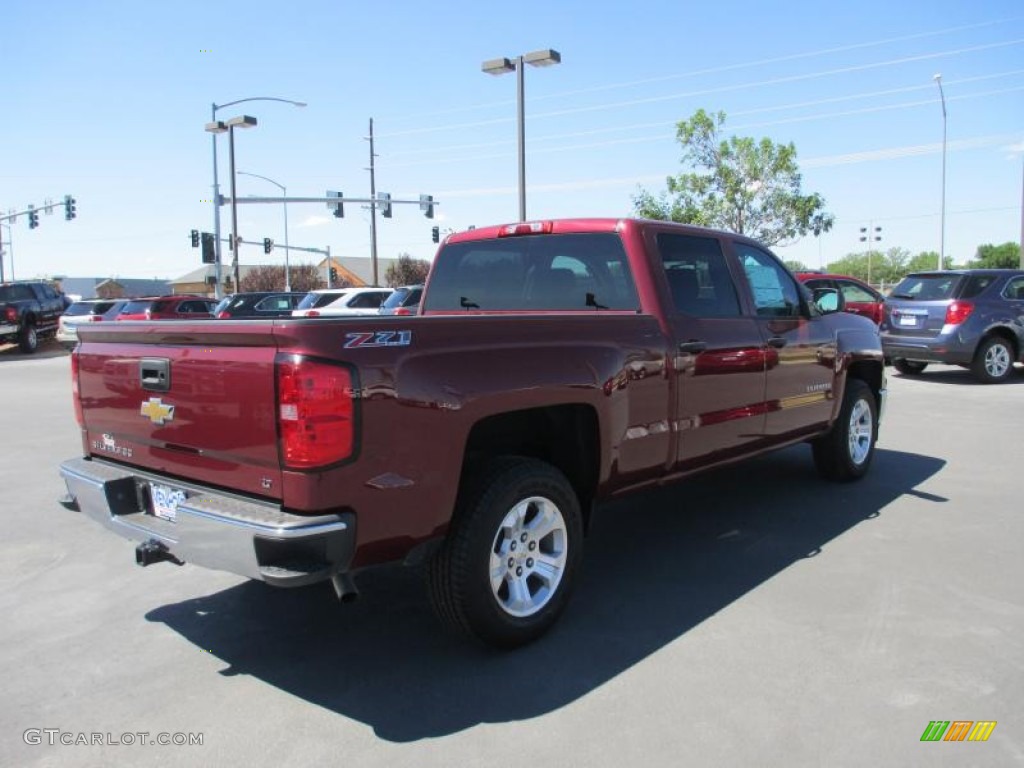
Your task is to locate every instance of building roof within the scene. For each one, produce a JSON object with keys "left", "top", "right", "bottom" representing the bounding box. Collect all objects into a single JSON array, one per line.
[{"left": 95, "top": 278, "right": 173, "bottom": 296}]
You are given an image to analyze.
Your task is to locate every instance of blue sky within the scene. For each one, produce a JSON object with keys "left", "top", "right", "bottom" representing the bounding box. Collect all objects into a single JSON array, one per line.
[{"left": 3, "top": 0, "right": 1022, "bottom": 283}]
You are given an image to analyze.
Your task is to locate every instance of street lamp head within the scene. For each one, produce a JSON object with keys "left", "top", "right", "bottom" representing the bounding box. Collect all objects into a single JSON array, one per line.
[
  {"left": 523, "top": 49, "right": 561, "bottom": 67},
  {"left": 482, "top": 57, "right": 515, "bottom": 75},
  {"left": 204, "top": 120, "right": 228, "bottom": 134},
  {"left": 225, "top": 115, "right": 258, "bottom": 129},
  {"left": 933, "top": 73, "right": 942, "bottom": 82}
]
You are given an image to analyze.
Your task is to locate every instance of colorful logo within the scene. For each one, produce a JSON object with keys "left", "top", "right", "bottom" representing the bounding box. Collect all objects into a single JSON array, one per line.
[
  {"left": 920, "top": 721, "right": 997, "bottom": 742},
  {"left": 140, "top": 397, "right": 175, "bottom": 425}
]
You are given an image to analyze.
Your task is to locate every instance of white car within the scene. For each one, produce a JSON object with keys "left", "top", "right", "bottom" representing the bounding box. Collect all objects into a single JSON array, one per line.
[
  {"left": 291, "top": 287, "right": 392, "bottom": 317},
  {"left": 56, "top": 299, "right": 128, "bottom": 350}
]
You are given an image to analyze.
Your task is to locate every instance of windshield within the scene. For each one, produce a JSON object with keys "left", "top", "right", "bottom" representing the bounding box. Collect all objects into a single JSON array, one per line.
[
  {"left": 423, "top": 234, "right": 638, "bottom": 312},
  {"left": 889, "top": 274, "right": 964, "bottom": 301}
]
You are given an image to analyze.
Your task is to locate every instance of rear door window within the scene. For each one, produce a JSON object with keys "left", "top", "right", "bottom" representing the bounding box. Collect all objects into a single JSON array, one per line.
[
  {"left": 838, "top": 280, "right": 878, "bottom": 303},
  {"left": 656, "top": 233, "right": 740, "bottom": 317},
  {"left": 958, "top": 274, "right": 997, "bottom": 299},
  {"left": 1003, "top": 276, "right": 1024, "bottom": 300}
]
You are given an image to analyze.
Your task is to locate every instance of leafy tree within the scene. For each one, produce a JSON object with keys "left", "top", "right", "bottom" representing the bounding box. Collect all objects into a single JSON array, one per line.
[
  {"left": 633, "top": 108, "right": 834, "bottom": 246},
  {"left": 239, "top": 264, "right": 324, "bottom": 292},
  {"left": 905, "top": 251, "right": 952, "bottom": 273},
  {"left": 973, "top": 242, "right": 1020, "bottom": 268},
  {"left": 385, "top": 253, "right": 431, "bottom": 287},
  {"left": 784, "top": 260, "right": 810, "bottom": 272}
]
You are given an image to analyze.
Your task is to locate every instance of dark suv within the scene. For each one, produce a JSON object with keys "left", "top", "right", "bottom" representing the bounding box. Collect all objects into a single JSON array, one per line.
[
  {"left": 880, "top": 269, "right": 1024, "bottom": 383},
  {"left": 116, "top": 296, "right": 217, "bottom": 321}
]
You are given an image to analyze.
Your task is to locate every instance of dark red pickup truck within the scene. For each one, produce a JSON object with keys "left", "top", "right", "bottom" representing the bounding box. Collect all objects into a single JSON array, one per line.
[{"left": 60, "top": 218, "right": 886, "bottom": 647}]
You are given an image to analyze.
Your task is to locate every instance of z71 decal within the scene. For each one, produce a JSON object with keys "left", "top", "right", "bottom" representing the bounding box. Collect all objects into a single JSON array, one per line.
[{"left": 344, "top": 330, "right": 413, "bottom": 349}]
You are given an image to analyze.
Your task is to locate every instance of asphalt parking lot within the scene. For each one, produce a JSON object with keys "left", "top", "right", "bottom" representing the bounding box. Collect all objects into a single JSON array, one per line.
[{"left": 2, "top": 346, "right": 1021, "bottom": 767}]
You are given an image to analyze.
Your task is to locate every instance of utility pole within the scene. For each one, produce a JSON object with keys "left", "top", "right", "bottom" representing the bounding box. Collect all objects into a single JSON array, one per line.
[
  {"left": 860, "top": 223, "right": 882, "bottom": 286},
  {"left": 366, "top": 118, "right": 380, "bottom": 287}
]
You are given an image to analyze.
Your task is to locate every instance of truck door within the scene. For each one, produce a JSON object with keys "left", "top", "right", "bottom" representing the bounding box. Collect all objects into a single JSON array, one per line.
[
  {"left": 651, "top": 231, "right": 769, "bottom": 469},
  {"left": 730, "top": 242, "right": 837, "bottom": 439}
]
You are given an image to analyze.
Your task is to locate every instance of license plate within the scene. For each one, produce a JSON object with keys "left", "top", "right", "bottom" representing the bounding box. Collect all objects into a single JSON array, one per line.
[
  {"left": 897, "top": 314, "right": 918, "bottom": 327},
  {"left": 150, "top": 483, "right": 186, "bottom": 522}
]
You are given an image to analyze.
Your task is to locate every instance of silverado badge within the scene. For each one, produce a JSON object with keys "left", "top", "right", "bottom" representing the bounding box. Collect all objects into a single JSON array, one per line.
[{"left": 140, "top": 397, "right": 175, "bottom": 425}]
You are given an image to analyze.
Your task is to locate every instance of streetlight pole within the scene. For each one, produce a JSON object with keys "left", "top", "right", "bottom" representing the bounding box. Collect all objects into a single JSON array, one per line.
[
  {"left": 239, "top": 171, "right": 290, "bottom": 290},
  {"left": 859, "top": 223, "right": 882, "bottom": 286},
  {"left": 934, "top": 74, "right": 947, "bottom": 271},
  {"left": 482, "top": 49, "right": 561, "bottom": 222},
  {"left": 209, "top": 97, "right": 305, "bottom": 298}
]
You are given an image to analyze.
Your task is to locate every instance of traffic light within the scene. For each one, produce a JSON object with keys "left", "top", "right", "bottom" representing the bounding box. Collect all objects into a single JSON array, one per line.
[
  {"left": 191, "top": 229, "right": 200, "bottom": 248},
  {"left": 329, "top": 267, "right": 338, "bottom": 284},
  {"left": 327, "top": 190, "right": 344, "bottom": 218},
  {"left": 28, "top": 205, "right": 39, "bottom": 229},
  {"left": 378, "top": 192, "right": 392, "bottom": 218},
  {"left": 420, "top": 194, "right": 435, "bottom": 219},
  {"left": 431, "top": 226, "right": 440, "bottom": 243},
  {"left": 64, "top": 195, "right": 77, "bottom": 221},
  {"left": 263, "top": 237, "right": 274, "bottom": 254},
  {"left": 201, "top": 232, "right": 215, "bottom": 263}
]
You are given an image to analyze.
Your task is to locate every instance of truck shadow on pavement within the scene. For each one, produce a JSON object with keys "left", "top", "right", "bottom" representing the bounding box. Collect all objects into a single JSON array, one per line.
[{"left": 146, "top": 445, "right": 944, "bottom": 742}]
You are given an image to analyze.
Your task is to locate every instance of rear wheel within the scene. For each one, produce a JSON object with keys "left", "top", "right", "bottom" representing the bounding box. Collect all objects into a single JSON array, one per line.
[
  {"left": 18, "top": 321, "right": 38, "bottom": 354},
  {"left": 813, "top": 379, "right": 877, "bottom": 482},
  {"left": 892, "top": 358, "right": 927, "bottom": 375},
  {"left": 971, "top": 337, "right": 1015, "bottom": 383},
  {"left": 428, "top": 457, "right": 583, "bottom": 649}
]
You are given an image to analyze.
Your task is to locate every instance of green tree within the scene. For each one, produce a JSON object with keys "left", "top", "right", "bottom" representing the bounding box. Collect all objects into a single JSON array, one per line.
[
  {"left": 633, "top": 108, "right": 834, "bottom": 246},
  {"left": 385, "top": 253, "right": 431, "bottom": 287},
  {"left": 239, "top": 264, "right": 323, "bottom": 292},
  {"left": 906, "top": 251, "right": 952, "bottom": 273},
  {"left": 973, "top": 242, "right": 1021, "bottom": 268}
]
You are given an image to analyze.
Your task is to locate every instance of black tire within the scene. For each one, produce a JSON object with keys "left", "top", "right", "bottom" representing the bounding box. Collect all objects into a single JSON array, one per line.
[
  {"left": 812, "top": 379, "right": 878, "bottom": 482},
  {"left": 971, "top": 336, "right": 1015, "bottom": 384},
  {"left": 18, "top": 321, "right": 38, "bottom": 354},
  {"left": 427, "top": 457, "right": 584, "bottom": 649},
  {"left": 892, "top": 358, "right": 927, "bottom": 375}
]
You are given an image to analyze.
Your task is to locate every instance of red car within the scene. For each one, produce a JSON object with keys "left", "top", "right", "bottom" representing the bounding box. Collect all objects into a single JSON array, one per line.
[
  {"left": 116, "top": 296, "right": 218, "bottom": 321},
  {"left": 796, "top": 272, "right": 885, "bottom": 325}
]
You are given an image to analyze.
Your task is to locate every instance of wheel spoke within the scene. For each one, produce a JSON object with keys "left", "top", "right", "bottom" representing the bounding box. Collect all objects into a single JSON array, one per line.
[
  {"left": 532, "top": 554, "right": 564, "bottom": 585},
  {"left": 506, "top": 574, "right": 532, "bottom": 613},
  {"left": 525, "top": 501, "right": 560, "bottom": 540}
]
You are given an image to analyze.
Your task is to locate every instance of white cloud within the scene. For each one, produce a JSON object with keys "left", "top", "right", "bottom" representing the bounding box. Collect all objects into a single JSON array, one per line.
[{"left": 297, "top": 215, "right": 332, "bottom": 228}]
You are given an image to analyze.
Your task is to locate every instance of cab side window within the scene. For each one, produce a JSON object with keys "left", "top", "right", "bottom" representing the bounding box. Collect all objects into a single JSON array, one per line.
[
  {"left": 734, "top": 244, "right": 802, "bottom": 317},
  {"left": 655, "top": 233, "right": 741, "bottom": 317}
]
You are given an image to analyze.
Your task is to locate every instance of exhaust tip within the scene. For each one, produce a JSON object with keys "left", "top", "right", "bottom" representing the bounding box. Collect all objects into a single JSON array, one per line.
[{"left": 330, "top": 572, "right": 359, "bottom": 603}]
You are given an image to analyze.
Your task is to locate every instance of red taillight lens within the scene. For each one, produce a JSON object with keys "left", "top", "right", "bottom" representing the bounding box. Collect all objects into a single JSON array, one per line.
[
  {"left": 216, "top": 311, "right": 229, "bottom": 319},
  {"left": 276, "top": 356, "right": 356, "bottom": 469},
  {"left": 3, "top": 306, "right": 16, "bottom": 324},
  {"left": 945, "top": 301, "right": 974, "bottom": 325},
  {"left": 306, "top": 310, "right": 320, "bottom": 317},
  {"left": 70, "top": 350, "right": 84, "bottom": 427},
  {"left": 394, "top": 307, "right": 412, "bottom": 316},
  {"left": 497, "top": 220, "right": 553, "bottom": 237},
  {"left": 90, "top": 315, "right": 104, "bottom": 322}
]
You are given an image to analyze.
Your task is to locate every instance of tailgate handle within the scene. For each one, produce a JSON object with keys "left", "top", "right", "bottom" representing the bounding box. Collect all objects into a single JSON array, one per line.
[{"left": 140, "top": 358, "right": 171, "bottom": 392}]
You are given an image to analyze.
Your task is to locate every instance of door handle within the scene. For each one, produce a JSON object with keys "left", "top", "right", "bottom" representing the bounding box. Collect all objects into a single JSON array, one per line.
[
  {"left": 679, "top": 340, "right": 707, "bottom": 354},
  {"left": 766, "top": 336, "right": 788, "bottom": 349}
]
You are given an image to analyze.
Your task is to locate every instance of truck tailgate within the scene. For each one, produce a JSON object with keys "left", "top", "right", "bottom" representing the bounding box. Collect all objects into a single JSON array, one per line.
[{"left": 75, "top": 323, "right": 283, "bottom": 500}]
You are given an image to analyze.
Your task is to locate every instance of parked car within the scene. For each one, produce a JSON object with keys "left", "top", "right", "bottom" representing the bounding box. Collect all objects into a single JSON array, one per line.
[
  {"left": 881, "top": 269, "right": 1024, "bottom": 383},
  {"left": 796, "top": 272, "right": 885, "bottom": 325},
  {"left": 0, "top": 280, "right": 67, "bottom": 352},
  {"left": 213, "top": 292, "right": 307, "bottom": 319},
  {"left": 57, "top": 299, "right": 129, "bottom": 350},
  {"left": 291, "top": 287, "right": 392, "bottom": 317},
  {"left": 116, "top": 295, "right": 217, "bottom": 321},
  {"left": 379, "top": 285, "right": 423, "bottom": 316}
]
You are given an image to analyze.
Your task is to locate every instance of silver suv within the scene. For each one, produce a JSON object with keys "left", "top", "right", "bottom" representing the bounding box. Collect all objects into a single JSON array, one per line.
[{"left": 881, "top": 269, "right": 1024, "bottom": 383}]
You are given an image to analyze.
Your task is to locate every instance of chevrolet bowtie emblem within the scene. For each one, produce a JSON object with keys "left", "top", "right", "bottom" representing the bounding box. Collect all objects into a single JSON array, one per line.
[{"left": 140, "top": 397, "right": 175, "bottom": 425}]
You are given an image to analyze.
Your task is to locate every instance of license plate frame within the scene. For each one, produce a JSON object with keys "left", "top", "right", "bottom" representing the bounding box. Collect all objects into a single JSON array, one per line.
[
  {"left": 897, "top": 313, "right": 919, "bottom": 327},
  {"left": 148, "top": 482, "right": 187, "bottom": 523}
]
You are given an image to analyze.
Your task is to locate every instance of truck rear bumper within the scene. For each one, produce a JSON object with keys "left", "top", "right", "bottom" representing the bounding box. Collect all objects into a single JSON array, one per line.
[{"left": 58, "top": 457, "right": 355, "bottom": 587}]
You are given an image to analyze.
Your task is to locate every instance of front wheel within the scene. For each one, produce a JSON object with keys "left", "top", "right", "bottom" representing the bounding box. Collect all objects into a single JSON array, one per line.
[
  {"left": 813, "top": 379, "right": 878, "bottom": 482},
  {"left": 428, "top": 457, "right": 584, "bottom": 649},
  {"left": 971, "top": 337, "right": 1015, "bottom": 383}
]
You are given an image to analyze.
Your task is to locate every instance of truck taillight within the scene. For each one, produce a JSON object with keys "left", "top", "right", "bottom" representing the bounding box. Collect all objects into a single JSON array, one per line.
[
  {"left": 276, "top": 355, "right": 357, "bottom": 469},
  {"left": 306, "top": 310, "right": 320, "bottom": 317},
  {"left": 216, "top": 311, "right": 229, "bottom": 319},
  {"left": 945, "top": 301, "right": 974, "bottom": 325},
  {"left": 70, "top": 350, "right": 84, "bottom": 427},
  {"left": 497, "top": 221, "right": 553, "bottom": 237},
  {"left": 393, "top": 306, "right": 413, "bottom": 316},
  {"left": 3, "top": 306, "right": 15, "bottom": 324}
]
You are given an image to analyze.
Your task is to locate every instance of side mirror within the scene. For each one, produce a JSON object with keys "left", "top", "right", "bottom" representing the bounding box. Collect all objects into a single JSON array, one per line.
[{"left": 812, "top": 287, "right": 843, "bottom": 314}]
